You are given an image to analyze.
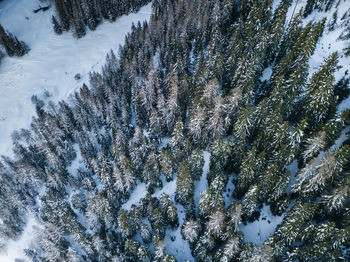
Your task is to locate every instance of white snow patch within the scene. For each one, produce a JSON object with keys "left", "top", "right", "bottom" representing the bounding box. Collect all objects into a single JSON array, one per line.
[
  {"left": 164, "top": 204, "right": 194, "bottom": 261},
  {"left": 67, "top": 144, "right": 83, "bottom": 179},
  {"left": 260, "top": 66, "right": 273, "bottom": 81},
  {"left": 121, "top": 182, "right": 147, "bottom": 210},
  {"left": 286, "top": 159, "right": 298, "bottom": 193},
  {"left": 159, "top": 137, "right": 171, "bottom": 148},
  {"left": 240, "top": 205, "right": 285, "bottom": 245},
  {"left": 0, "top": 0, "right": 152, "bottom": 157},
  {"left": 224, "top": 175, "right": 236, "bottom": 209},
  {"left": 272, "top": 0, "right": 282, "bottom": 14},
  {"left": 194, "top": 151, "right": 210, "bottom": 213},
  {"left": 153, "top": 179, "right": 176, "bottom": 199}
]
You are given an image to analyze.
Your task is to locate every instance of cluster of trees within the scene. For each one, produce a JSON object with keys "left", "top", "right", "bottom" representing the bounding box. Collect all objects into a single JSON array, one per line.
[
  {"left": 0, "top": 24, "right": 29, "bottom": 60},
  {"left": 51, "top": 0, "right": 151, "bottom": 38},
  {"left": 0, "top": 0, "right": 349, "bottom": 261}
]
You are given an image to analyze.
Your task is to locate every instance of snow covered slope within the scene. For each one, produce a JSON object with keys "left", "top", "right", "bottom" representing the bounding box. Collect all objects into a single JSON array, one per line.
[{"left": 0, "top": 0, "right": 152, "bottom": 157}]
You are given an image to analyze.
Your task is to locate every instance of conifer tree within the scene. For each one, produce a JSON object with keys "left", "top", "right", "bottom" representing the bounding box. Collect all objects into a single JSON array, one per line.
[
  {"left": 208, "top": 137, "right": 231, "bottom": 184},
  {"left": 189, "top": 148, "right": 204, "bottom": 181},
  {"left": 52, "top": 16, "right": 63, "bottom": 35},
  {"left": 199, "top": 174, "right": 225, "bottom": 218},
  {"left": 235, "top": 147, "right": 265, "bottom": 198},
  {"left": 170, "top": 119, "right": 186, "bottom": 162},
  {"left": 142, "top": 151, "right": 162, "bottom": 193},
  {"left": 175, "top": 160, "right": 194, "bottom": 215},
  {"left": 182, "top": 219, "right": 201, "bottom": 243},
  {"left": 159, "top": 149, "right": 174, "bottom": 182},
  {"left": 302, "top": 52, "right": 339, "bottom": 128},
  {"left": 242, "top": 185, "right": 260, "bottom": 220},
  {"left": 118, "top": 209, "right": 136, "bottom": 238}
]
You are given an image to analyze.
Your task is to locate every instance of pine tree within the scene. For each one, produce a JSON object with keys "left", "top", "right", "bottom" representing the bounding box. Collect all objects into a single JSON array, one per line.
[
  {"left": 302, "top": 131, "right": 327, "bottom": 162},
  {"left": 170, "top": 119, "right": 186, "bottom": 162},
  {"left": 294, "top": 145, "right": 350, "bottom": 198},
  {"left": 189, "top": 148, "right": 204, "bottom": 181},
  {"left": 242, "top": 185, "right": 260, "bottom": 220},
  {"left": 52, "top": 16, "right": 63, "bottom": 35},
  {"left": 273, "top": 203, "right": 317, "bottom": 256},
  {"left": 118, "top": 209, "right": 136, "bottom": 238},
  {"left": 304, "top": 0, "right": 317, "bottom": 17},
  {"left": 323, "top": 173, "right": 349, "bottom": 212},
  {"left": 175, "top": 160, "right": 194, "bottom": 215},
  {"left": 208, "top": 137, "right": 231, "bottom": 184},
  {"left": 206, "top": 210, "right": 226, "bottom": 239},
  {"left": 249, "top": 244, "right": 273, "bottom": 262},
  {"left": 159, "top": 149, "right": 174, "bottom": 182},
  {"left": 199, "top": 174, "right": 225, "bottom": 218},
  {"left": 221, "top": 237, "right": 241, "bottom": 262},
  {"left": 182, "top": 219, "right": 201, "bottom": 243},
  {"left": 302, "top": 52, "right": 339, "bottom": 128},
  {"left": 140, "top": 223, "right": 152, "bottom": 244},
  {"left": 235, "top": 147, "right": 265, "bottom": 198},
  {"left": 142, "top": 151, "right": 162, "bottom": 193},
  {"left": 232, "top": 105, "right": 252, "bottom": 162}
]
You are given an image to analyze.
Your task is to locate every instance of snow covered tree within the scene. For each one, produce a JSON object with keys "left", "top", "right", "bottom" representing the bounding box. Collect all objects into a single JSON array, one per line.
[
  {"left": 142, "top": 151, "right": 162, "bottom": 193},
  {"left": 242, "top": 185, "right": 260, "bottom": 221},
  {"left": 140, "top": 223, "right": 152, "bottom": 244},
  {"left": 208, "top": 137, "right": 231, "bottom": 184},
  {"left": 118, "top": 209, "right": 136, "bottom": 238},
  {"left": 302, "top": 131, "right": 327, "bottom": 162},
  {"left": 235, "top": 147, "right": 265, "bottom": 198},
  {"left": 189, "top": 148, "right": 204, "bottom": 181},
  {"left": 175, "top": 160, "right": 194, "bottom": 215},
  {"left": 273, "top": 203, "right": 317, "bottom": 256},
  {"left": 199, "top": 174, "right": 225, "bottom": 218},
  {"left": 182, "top": 219, "right": 201, "bottom": 243},
  {"left": 170, "top": 119, "right": 186, "bottom": 162},
  {"left": 249, "top": 244, "right": 273, "bottom": 262},
  {"left": 159, "top": 149, "right": 174, "bottom": 182},
  {"left": 302, "top": 52, "right": 339, "bottom": 128},
  {"left": 259, "top": 163, "right": 290, "bottom": 204},
  {"left": 206, "top": 210, "right": 226, "bottom": 239},
  {"left": 166, "top": 75, "right": 180, "bottom": 131},
  {"left": 323, "top": 173, "right": 350, "bottom": 212},
  {"left": 294, "top": 145, "right": 350, "bottom": 198},
  {"left": 220, "top": 237, "right": 240, "bottom": 262},
  {"left": 232, "top": 105, "right": 253, "bottom": 162}
]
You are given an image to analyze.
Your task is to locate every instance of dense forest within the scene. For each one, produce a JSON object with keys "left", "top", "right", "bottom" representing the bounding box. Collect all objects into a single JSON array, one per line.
[
  {"left": 1, "top": 0, "right": 350, "bottom": 261},
  {"left": 50, "top": 0, "right": 152, "bottom": 37}
]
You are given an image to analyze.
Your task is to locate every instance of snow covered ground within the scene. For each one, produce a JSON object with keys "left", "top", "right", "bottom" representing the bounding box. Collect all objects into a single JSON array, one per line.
[
  {"left": 0, "top": 0, "right": 152, "bottom": 260},
  {"left": 0, "top": 0, "right": 152, "bottom": 157},
  {"left": 240, "top": 205, "right": 285, "bottom": 245}
]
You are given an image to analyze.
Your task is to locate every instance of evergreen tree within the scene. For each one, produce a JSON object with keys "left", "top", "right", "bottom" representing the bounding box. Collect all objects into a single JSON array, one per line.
[
  {"left": 159, "top": 149, "right": 174, "bottom": 182},
  {"left": 302, "top": 52, "right": 339, "bottom": 128},
  {"left": 242, "top": 185, "right": 260, "bottom": 220},
  {"left": 199, "top": 174, "right": 225, "bottom": 218},
  {"left": 52, "top": 16, "right": 63, "bottom": 35},
  {"left": 182, "top": 219, "right": 201, "bottom": 243},
  {"left": 189, "top": 148, "right": 204, "bottom": 181},
  {"left": 175, "top": 160, "right": 194, "bottom": 215}
]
